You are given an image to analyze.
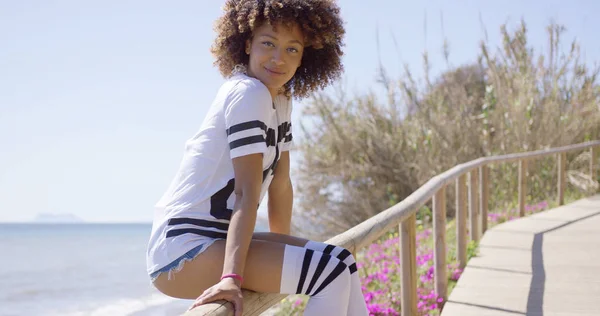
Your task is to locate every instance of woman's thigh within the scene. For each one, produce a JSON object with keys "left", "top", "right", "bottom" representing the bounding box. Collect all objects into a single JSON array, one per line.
[
  {"left": 153, "top": 238, "right": 288, "bottom": 299},
  {"left": 153, "top": 232, "right": 316, "bottom": 299}
]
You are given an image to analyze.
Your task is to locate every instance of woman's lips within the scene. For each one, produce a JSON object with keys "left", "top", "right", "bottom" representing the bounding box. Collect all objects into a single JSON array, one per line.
[{"left": 265, "top": 67, "right": 285, "bottom": 75}]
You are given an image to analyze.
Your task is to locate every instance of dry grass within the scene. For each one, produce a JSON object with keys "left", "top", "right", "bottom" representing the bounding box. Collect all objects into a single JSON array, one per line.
[{"left": 293, "top": 20, "right": 600, "bottom": 240}]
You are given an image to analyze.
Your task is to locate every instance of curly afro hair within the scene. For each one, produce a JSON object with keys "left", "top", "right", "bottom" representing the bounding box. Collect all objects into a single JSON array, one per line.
[{"left": 211, "top": 0, "right": 345, "bottom": 99}]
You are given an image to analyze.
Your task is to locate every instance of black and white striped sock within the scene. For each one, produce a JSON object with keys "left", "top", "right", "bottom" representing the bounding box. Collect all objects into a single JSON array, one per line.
[
  {"left": 304, "top": 241, "right": 369, "bottom": 316},
  {"left": 280, "top": 245, "right": 351, "bottom": 315}
]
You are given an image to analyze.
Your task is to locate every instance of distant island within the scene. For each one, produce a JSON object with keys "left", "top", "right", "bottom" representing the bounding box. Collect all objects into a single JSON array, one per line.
[{"left": 32, "top": 213, "right": 85, "bottom": 223}]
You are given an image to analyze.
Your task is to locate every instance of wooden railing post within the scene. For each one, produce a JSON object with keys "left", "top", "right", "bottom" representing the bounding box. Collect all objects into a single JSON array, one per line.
[
  {"left": 519, "top": 159, "right": 528, "bottom": 217},
  {"left": 400, "top": 215, "right": 417, "bottom": 316},
  {"left": 456, "top": 174, "right": 468, "bottom": 269},
  {"left": 433, "top": 187, "right": 447, "bottom": 304},
  {"left": 479, "top": 165, "right": 489, "bottom": 234},
  {"left": 558, "top": 152, "right": 566, "bottom": 205},
  {"left": 592, "top": 146, "right": 598, "bottom": 191},
  {"left": 468, "top": 168, "right": 480, "bottom": 242}
]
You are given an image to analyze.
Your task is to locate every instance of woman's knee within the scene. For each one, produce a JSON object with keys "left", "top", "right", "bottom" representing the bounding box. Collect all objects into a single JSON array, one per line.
[
  {"left": 315, "top": 242, "right": 357, "bottom": 269},
  {"left": 299, "top": 250, "right": 351, "bottom": 297}
]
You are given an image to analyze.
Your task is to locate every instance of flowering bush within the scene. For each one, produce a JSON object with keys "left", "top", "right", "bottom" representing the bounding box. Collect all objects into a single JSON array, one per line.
[
  {"left": 276, "top": 201, "right": 550, "bottom": 315},
  {"left": 488, "top": 201, "right": 549, "bottom": 224}
]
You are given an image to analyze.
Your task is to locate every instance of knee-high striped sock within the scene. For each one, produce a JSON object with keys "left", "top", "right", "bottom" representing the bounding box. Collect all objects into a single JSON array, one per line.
[
  {"left": 304, "top": 241, "right": 369, "bottom": 316},
  {"left": 280, "top": 245, "right": 351, "bottom": 316}
]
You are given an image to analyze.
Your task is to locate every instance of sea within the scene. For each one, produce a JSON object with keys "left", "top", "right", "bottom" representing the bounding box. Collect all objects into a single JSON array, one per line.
[{"left": 0, "top": 222, "right": 267, "bottom": 316}]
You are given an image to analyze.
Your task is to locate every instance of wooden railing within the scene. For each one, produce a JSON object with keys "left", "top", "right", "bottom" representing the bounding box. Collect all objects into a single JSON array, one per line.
[{"left": 186, "top": 140, "right": 600, "bottom": 316}]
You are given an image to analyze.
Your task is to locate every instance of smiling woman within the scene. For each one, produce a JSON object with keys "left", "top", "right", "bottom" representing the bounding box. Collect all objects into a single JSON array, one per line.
[
  {"left": 210, "top": 0, "right": 345, "bottom": 99},
  {"left": 243, "top": 23, "right": 305, "bottom": 99},
  {"left": 145, "top": 1, "right": 368, "bottom": 316}
]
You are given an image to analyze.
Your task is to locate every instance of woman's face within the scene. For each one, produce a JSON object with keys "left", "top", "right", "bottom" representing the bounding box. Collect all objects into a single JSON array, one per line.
[{"left": 245, "top": 22, "right": 304, "bottom": 97}]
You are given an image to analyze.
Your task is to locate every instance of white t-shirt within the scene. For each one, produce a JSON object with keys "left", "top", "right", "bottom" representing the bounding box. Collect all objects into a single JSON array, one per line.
[{"left": 146, "top": 73, "right": 293, "bottom": 275}]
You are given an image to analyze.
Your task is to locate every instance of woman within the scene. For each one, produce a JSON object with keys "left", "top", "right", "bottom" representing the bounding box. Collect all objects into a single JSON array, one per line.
[{"left": 146, "top": 1, "right": 368, "bottom": 315}]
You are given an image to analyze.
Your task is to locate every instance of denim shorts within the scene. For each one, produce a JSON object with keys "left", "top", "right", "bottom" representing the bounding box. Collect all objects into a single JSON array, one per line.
[{"left": 149, "top": 239, "right": 220, "bottom": 282}]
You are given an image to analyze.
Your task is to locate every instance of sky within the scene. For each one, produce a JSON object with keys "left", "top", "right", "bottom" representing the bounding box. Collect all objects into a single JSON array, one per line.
[{"left": 1, "top": 0, "right": 599, "bottom": 223}]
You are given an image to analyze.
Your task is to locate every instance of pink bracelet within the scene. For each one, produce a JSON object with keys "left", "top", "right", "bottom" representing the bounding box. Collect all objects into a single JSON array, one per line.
[{"left": 221, "top": 273, "right": 244, "bottom": 284}]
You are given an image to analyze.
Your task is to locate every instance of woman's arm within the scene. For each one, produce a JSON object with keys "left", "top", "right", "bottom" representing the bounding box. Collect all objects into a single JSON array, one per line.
[
  {"left": 267, "top": 151, "right": 293, "bottom": 235},
  {"left": 221, "top": 153, "right": 264, "bottom": 284}
]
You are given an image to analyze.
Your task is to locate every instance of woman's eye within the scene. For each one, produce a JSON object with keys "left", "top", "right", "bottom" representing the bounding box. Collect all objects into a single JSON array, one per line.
[
  {"left": 287, "top": 47, "right": 299, "bottom": 53},
  {"left": 262, "top": 41, "right": 274, "bottom": 47}
]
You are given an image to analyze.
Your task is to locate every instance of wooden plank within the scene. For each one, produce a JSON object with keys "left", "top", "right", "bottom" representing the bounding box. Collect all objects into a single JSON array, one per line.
[
  {"left": 518, "top": 160, "right": 527, "bottom": 217},
  {"left": 400, "top": 214, "right": 418, "bottom": 316},
  {"left": 456, "top": 174, "right": 468, "bottom": 269},
  {"left": 558, "top": 152, "right": 566, "bottom": 205},
  {"left": 441, "top": 195, "right": 600, "bottom": 316},
  {"left": 469, "top": 168, "right": 480, "bottom": 242},
  {"left": 433, "top": 187, "right": 447, "bottom": 303},
  {"left": 479, "top": 165, "right": 489, "bottom": 234}
]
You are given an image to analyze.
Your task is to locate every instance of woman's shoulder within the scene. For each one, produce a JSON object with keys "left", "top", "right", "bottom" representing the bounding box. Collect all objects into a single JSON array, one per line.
[{"left": 221, "top": 73, "right": 271, "bottom": 100}]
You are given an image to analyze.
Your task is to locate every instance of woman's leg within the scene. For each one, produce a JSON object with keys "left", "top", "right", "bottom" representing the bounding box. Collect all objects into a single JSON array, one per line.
[
  {"left": 252, "top": 232, "right": 369, "bottom": 315},
  {"left": 303, "top": 241, "right": 369, "bottom": 316},
  {"left": 153, "top": 238, "right": 351, "bottom": 315}
]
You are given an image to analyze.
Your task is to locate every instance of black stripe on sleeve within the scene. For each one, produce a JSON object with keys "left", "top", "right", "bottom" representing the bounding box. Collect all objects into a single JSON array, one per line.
[
  {"left": 296, "top": 249, "right": 314, "bottom": 294},
  {"left": 167, "top": 217, "right": 229, "bottom": 231},
  {"left": 305, "top": 253, "right": 330, "bottom": 295},
  {"left": 229, "top": 135, "right": 265, "bottom": 150},
  {"left": 284, "top": 134, "right": 293, "bottom": 142},
  {"left": 165, "top": 228, "right": 227, "bottom": 239},
  {"left": 348, "top": 262, "right": 357, "bottom": 274},
  {"left": 226, "top": 120, "right": 267, "bottom": 136},
  {"left": 337, "top": 249, "right": 352, "bottom": 262},
  {"left": 323, "top": 244, "right": 335, "bottom": 254},
  {"left": 312, "top": 261, "right": 347, "bottom": 296}
]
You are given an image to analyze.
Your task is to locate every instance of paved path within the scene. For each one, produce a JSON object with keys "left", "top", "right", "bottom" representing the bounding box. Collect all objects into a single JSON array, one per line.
[{"left": 441, "top": 194, "right": 600, "bottom": 316}]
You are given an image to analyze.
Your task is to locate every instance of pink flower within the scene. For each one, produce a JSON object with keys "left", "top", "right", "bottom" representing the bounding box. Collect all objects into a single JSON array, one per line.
[{"left": 364, "top": 291, "right": 375, "bottom": 304}]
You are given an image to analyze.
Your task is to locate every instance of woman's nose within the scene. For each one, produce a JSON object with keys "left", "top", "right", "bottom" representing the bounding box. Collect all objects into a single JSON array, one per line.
[{"left": 271, "top": 50, "right": 285, "bottom": 65}]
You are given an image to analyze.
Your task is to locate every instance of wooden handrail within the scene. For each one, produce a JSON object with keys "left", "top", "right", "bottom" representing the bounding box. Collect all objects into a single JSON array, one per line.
[{"left": 185, "top": 140, "right": 600, "bottom": 316}]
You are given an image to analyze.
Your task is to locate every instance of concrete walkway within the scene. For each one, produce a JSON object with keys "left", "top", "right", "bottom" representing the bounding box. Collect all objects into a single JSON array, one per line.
[{"left": 441, "top": 195, "right": 600, "bottom": 316}]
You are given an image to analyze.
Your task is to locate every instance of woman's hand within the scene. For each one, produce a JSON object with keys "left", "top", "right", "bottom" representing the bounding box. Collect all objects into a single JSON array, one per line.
[{"left": 187, "top": 278, "right": 243, "bottom": 316}]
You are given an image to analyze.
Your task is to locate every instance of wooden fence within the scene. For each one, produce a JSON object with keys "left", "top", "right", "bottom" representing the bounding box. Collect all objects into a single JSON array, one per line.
[{"left": 186, "top": 140, "right": 600, "bottom": 316}]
